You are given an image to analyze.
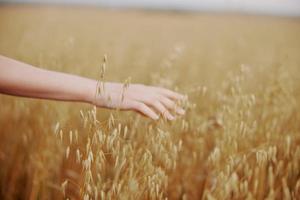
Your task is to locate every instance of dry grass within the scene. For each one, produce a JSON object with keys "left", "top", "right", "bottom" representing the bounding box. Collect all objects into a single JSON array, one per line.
[{"left": 0, "top": 5, "right": 300, "bottom": 200}]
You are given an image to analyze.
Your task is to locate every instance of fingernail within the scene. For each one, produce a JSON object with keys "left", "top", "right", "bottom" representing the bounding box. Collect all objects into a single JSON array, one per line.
[
  {"left": 177, "top": 108, "right": 185, "bottom": 115},
  {"left": 154, "top": 115, "right": 159, "bottom": 120},
  {"left": 168, "top": 115, "right": 175, "bottom": 120}
]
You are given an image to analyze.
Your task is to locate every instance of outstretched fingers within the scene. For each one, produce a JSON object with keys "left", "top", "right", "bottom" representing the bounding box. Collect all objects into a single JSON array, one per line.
[
  {"left": 130, "top": 101, "right": 159, "bottom": 120},
  {"left": 124, "top": 84, "right": 187, "bottom": 120},
  {"left": 150, "top": 100, "right": 175, "bottom": 120},
  {"left": 155, "top": 87, "right": 186, "bottom": 101},
  {"left": 159, "top": 95, "right": 185, "bottom": 115},
  {"left": 134, "top": 94, "right": 179, "bottom": 120}
]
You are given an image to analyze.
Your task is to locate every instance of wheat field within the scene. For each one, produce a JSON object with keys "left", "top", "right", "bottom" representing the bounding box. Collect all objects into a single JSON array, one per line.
[{"left": 0, "top": 5, "right": 300, "bottom": 200}]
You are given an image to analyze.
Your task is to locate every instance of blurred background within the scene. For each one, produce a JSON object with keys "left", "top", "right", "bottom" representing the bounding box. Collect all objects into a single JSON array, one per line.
[
  {"left": 1, "top": 0, "right": 300, "bottom": 16},
  {"left": 0, "top": 0, "right": 300, "bottom": 200}
]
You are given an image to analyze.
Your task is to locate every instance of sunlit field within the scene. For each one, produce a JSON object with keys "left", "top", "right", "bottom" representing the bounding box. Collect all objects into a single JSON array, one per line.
[{"left": 0, "top": 5, "right": 300, "bottom": 200}]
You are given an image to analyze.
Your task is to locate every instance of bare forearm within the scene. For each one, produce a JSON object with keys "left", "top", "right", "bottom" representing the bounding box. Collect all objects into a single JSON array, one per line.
[
  {"left": 0, "top": 55, "right": 186, "bottom": 120},
  {"left": 0, "top": 55, "right": 96, "bottom": 103}
]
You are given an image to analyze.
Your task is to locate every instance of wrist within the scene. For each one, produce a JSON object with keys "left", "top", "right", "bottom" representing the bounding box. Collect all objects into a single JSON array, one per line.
[{"left": 81, "top": 79, "right": 98, "bottom": 105}]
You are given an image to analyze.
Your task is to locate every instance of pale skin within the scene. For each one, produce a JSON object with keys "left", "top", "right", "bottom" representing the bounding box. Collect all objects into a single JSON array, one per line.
[{"left": 0, "top": 55, "right": 186, "bottom": 120}]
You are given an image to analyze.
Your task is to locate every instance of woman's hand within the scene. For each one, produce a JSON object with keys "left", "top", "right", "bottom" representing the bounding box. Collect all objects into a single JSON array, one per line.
[
  {"left": 0, "top": 55, "right": 186, "bottom": 120},
  {"left": 92, "top": 82, "right": 186, "bottom": 120}
]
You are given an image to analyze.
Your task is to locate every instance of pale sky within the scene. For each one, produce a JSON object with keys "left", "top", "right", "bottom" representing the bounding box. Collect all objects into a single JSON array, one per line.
[{"left": 1, "top": 0, "right": 300, "bottom": 16}]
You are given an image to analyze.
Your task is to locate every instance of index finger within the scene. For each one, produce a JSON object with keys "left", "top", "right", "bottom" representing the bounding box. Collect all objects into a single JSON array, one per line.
[{"left": 156, "top": 87, "right": 186, "bottom": 100}]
